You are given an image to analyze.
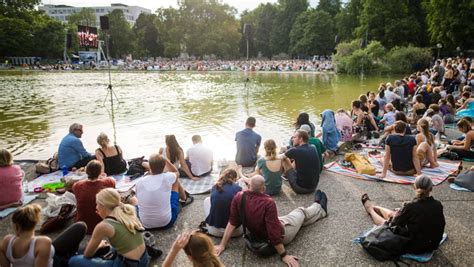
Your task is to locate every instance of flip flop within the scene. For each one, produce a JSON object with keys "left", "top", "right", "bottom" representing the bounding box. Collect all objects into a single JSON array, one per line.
[{"left": 361, "top": 193, "right": 370, "bottom": 205}]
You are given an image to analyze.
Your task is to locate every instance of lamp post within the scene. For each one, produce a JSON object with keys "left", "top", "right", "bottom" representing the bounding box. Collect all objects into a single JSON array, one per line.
[{"left": 436, "top": 43, "right": 442, "bottom": 59}]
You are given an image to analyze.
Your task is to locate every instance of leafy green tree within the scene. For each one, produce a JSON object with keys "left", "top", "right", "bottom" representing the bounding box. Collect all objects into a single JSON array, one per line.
[
  {"left": 0, "top": 17, "right": 33, "bottom": 56},
  {"left": 155, "top": 7, "right": 182, "bottom": 58},
  {"left": 32, "top": 14, "right": 65, "bottom": 58},
  {"left": 290, "top": 10, "right": 335, "bottom": 56},
  {"left": 335, "top": 0, "right": 362, "bottom": 42},
  {"left": 106, "top": 9, "right": 133, "bottom": 58},
  {"left": 133, "top": 13, "right": 164, "bottom": 58},
  {"left": 425, "top": 0, "right": 474, "bottom": 51},
  {"left": 356, "top": 0, "right": 422, "bottom": 49},
  {"left": 254, "top": 3, "right": 277, "bottom": 58},
  {"left": 0, "top": 0, "right": 39, "bottom": 20},
  {"left": 270, "top": 0, "right": 309, "bottom": 55},
  {"left": 67, "top": 8, "right": 96, "bottom": 27},
  {"left": 316, "top": 0, "right": 341, "bottom": 17}
]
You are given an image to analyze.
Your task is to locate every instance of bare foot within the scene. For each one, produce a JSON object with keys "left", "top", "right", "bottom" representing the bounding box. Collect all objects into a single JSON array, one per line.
[{"left": 430, "top": 162, "right": 440, "bottom": 168}]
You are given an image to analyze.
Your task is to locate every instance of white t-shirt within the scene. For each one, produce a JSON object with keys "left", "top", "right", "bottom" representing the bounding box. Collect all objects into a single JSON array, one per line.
[
  {"left": 136, "top": 172, "right": 176, "bottom": 228},
  {"left": 187, "top": 143, "right": 213, "bottom": 176},
  {"left": 385, "top": 90, "right": 401, "bottom": 104}
]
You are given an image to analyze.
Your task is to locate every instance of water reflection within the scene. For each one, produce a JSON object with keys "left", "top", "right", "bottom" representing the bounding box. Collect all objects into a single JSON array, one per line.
[{"left": 0, "top": 71, "right": 398, "bottom": 160}]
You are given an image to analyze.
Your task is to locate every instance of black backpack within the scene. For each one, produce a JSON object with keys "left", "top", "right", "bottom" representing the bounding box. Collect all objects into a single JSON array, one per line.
[
  {"left": 361, "top": 224, "right": 410, "bottom": 262},
  {"left": 126, "top": 156, "right": 146, "bottom": 178}
]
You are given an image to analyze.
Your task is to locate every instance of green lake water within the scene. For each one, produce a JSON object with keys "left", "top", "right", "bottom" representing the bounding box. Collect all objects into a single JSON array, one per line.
[{"left": 0, "top": 71, "right": 399, "bottom": 160}]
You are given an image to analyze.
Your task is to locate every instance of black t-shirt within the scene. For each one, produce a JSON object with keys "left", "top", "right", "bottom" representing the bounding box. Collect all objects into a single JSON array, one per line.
[
  {"left": 285, "top": 143, "right": 320, "bottom": 189},
  {"left": 390, "top": 197, "right": 445, "bottom": 254},
  {"left": 369, "top": 100, "right": 379, "bottom": 117},
  {"left": 386, "top": 134, "right": 417, "bottom": 172}
]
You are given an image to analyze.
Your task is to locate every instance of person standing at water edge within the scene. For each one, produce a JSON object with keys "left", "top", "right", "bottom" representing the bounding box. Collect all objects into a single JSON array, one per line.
[
  {"left": 58, "top": 123, "right": 95, "bottom": 170},
  {"left": 235, "top": 117, "right": 261, "bottom": 167}
]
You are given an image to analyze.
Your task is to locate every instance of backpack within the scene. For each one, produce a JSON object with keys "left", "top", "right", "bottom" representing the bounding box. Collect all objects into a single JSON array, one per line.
[
  {"left": 126, "top": 156, "right": 146, "bottom": 178},
  {"left": 361, "top": 224, "right": 410, "bottom": 262},
  {"left": 35, "top": 153, "right": 59, "bottom": 174}
]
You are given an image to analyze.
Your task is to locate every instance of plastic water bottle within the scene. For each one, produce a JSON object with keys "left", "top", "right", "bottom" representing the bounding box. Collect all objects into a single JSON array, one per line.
[{"left": 62, "top": 165, "right": 68, "bottom": 176}]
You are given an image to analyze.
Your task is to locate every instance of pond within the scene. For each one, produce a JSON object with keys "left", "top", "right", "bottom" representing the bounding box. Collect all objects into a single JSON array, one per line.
[{"left": 0, "top": 71, "right": 399, "bottom": 160}]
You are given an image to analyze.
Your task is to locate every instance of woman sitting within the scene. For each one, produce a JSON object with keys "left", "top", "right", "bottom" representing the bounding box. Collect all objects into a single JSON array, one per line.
[
  {"left": 294, "top": 112, "right": 316, "bottom": 137},
  {"left": 0, "top": 204, "right": 87, "bottom": 267},
  {"left": 444, "top": 118, "right": 474, "bottom": 159},
  {"left": 95, "top": 133, "right": 127, "bottom": 176},
  {"left": 159, "top": 135, "right": 198, "bottom": 180},
  {"left": 0, "top": 149, "right": 23, "bottom": 211},
  {"left": 335, "top": 109, "right": 353, "bottom": 142},
  {"left": 456, "top": 95, "right": 474, "bottom": 118},
  {"left": 69, "top": 188, "right": 148, "bottom": 267},
  {"left": 352, "top": 100, "right": 378, "bottom": 132},
  {"left": 409, "top": 94, "right": 427, "bottom": 124},
  {"left": 163, "top": 232, "right": 223, "bottom": 267},
  {"left": 241, "top": 139, "right": 290, "bottom": 195},
  {"left": 203, "top": 169, "right": 243, "bottom": 237},
  {"left": 361, "top": 175, "right": 445, "bottom": 254},
  {"left": 72, "top": 160, "right": 117, "bottom": 234},
  {"left": 439, "top": 98, "right": 456, "bottom": 124},
  {"left": 320, "top": 109, "right": 340, "bottom": 154},
  {"left": 415, "top": 119, "right": 439, "bottom": 168}
]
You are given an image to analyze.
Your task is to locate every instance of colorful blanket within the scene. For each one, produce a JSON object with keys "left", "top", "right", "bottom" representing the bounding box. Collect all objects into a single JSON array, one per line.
[
  {"left": 325, "top": 155, "right": 458, "bottom": 185},
  {"left": 0, "top": 195, "right": 37, "bottom": 219}
]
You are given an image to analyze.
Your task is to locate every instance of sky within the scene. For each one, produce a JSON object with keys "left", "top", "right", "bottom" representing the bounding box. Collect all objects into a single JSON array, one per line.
[{"left": 41, "top": 0, "right": 319, "bottom": 14}]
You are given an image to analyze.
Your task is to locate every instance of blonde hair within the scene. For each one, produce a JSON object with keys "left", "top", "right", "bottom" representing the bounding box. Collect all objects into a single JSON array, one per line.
[
  {"left": 0, "top": 149, "right": 13, "bottom": 167},
  {"left": 96, "top": 188, "right": 144, "bottom": 234},
  {"left": 417, "top": 119, "right": 434, "bottom": 146},
  {"left": 97, "top": 132, "right": 110, "bottom": 148},
  {"left": 184, "top": 232, "right": 224, "bottom": 267},
  {"left": 12, "top": 204, "right": 42, "bottom": 231},
  {"left": 264, "top": 139, "right": 277, "bottom": 160}
]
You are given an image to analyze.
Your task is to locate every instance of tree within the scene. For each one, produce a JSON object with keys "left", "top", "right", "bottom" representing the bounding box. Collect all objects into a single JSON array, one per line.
[
  {"left": 425, "top": 0, "right": 474, "bottom": 51},
  {"left": 155, "top": 7, "right": 182, "bottom": 58},
  {"left": 290, "top": 10, "right": 335, "bottom": 56},
  {"left": 270, "top": 0, "right": 309, "bottom": 56},
  {"left": 356, "top": 0, "right": 423, "bottom": 49},
  {"left": 67, "top": 8, "right": 96, "bottom": 27},
  {"left": 0, "top": 0, "right": 39, "bottom": 20},
  {"left": 254, "top": 3, "right": 277, "bottom": 58},
  {"left": 335, "top": 0, "right": 362, "bottom": 42},
  {"left": 133, "top": 13, "right": 164, "bottom": 58},
  {"left": 106, "top": 9, "right": 133, "bottom": 58},
  {"left": 316, "top": 0, "right": 341, "bottom": 17}
]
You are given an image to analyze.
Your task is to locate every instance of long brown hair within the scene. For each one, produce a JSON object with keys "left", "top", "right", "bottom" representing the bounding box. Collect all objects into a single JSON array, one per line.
[
  {"left": 165, "top": 135, "right": 183, "bottom": 163},
  {"left": 215, "top": 169, "right": 238, "bottom": 193},
  {"left": 184, "top": 232, "right": 224, "bottom": 267},
  {"left": 418, "top": 119, "right": 434, "bottom": 146}
]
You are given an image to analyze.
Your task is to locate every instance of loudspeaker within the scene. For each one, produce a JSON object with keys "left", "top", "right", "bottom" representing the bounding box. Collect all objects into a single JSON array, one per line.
[
  {"left": 66, "top": 33, "right": 72, "bottom": 48},
  {"left": 243, "top": 23, "right": 251, "bottom": 39},
  {"left": 100, "top": 16, "right": 109, "bottom": 30}
]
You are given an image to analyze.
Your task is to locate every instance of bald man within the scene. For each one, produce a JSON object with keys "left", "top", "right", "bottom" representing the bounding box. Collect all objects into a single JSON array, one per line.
[{"left": 215, "top": 175, "right": 328, "bottom": 266}]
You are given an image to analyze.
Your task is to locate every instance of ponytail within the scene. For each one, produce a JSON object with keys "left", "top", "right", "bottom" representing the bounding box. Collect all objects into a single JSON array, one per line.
[
  {"left": 96, "top": 188, "right": 144, "bottom": 234},
  {"left": 418, "top": 119, "right": 434, "bottom": 146},
  {"left": 215, "top": 169, "right": 238, "bottom": 193},
  {"left": 264, "top": 139, "right": 277, "bottom": 160},
  {"left": 12, "top": 204, "right": 42, "bottom": 231}
]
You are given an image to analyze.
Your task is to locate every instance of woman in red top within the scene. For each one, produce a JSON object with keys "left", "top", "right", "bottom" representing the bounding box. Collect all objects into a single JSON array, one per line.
[
  {"left": 72, "top": 160, "right": 116, "bottom": 234},
  {"left": 0, "top": 149, "right": 23, "bottom": 210}
]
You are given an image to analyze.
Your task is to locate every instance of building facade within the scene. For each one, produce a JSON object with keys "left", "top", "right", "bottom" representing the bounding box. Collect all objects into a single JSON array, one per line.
[{"left": 39, "top": 3, "right": 151, "bottom": 26}]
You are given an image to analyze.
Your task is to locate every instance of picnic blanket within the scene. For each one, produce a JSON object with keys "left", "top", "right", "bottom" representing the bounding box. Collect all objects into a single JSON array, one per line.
[
  {"left": 352, "top": 226, "right": 448, "bottom": 263},
  {"left": 450, "top": 183, "right": 472, "bottom": 192},
  {"left": 179, "top": 174, "right": 217, "bottom": 195},
  {"left": 0, "top": 195, "right": 37, "bottom": 219},
  {"left": 325, "top": 154, "right": 458, "bottom": 185}
]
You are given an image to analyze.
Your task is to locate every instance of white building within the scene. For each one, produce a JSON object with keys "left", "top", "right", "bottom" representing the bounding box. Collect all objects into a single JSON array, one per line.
[{"left": 39, "top": 3, "right": 151, "bottom": 26}]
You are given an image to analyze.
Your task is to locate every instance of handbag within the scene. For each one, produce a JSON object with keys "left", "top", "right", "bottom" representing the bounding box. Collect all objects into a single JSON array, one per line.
[
  {"left": 361, "top": 223, "right": 410, "bottom": 261},
  {"left": 240, "top": 192, "right": 277, "bottom": 257}
]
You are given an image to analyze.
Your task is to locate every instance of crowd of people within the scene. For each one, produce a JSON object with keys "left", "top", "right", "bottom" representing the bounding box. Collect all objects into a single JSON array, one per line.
[
  {"left": 0, "top": 56, "right": 473, "bottom": 266},
  {"left": 6, "top": 58, "right": 334, "bottom": 72}
]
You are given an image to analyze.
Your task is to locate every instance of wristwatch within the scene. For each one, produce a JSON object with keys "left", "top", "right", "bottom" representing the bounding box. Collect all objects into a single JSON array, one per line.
[{"left": 279, "top": 251, "right": 287, "bottom": 259}]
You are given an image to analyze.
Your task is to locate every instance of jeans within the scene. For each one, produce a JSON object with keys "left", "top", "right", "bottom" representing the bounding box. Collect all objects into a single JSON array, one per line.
[
  {"left": 287, "top": 169, "right": 316, "bottom": 194},
  {"left": 279, "top": 202, "right": 326, "bottom": 245},
  {"left": 68, "top": 250, "right": 149, "bottom": 267}
]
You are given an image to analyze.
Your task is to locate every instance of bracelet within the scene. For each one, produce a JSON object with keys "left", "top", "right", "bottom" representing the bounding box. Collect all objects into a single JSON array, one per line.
[{"left": 279, "top": 251, "right": 287, "bottom": 259}]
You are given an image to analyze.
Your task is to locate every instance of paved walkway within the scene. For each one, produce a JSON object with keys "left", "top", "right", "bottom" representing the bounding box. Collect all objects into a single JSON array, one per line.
[{"left": 2, "top": 162, "right": 472, "bottom": 266}]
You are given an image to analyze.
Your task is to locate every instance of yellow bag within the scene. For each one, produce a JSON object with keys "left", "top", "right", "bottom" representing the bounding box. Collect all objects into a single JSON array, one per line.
[{"left": 344, "top": 153, "right": 376, "bottom": 175}]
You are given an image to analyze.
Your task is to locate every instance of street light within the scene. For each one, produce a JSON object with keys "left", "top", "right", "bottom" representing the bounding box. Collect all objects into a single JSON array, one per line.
[{"left": 436, "top": 43, "right": 442, "bottom": 59}]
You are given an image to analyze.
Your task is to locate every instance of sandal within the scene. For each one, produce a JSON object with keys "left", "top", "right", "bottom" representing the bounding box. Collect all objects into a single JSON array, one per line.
[
  {"left": 180, "top": 191, "right": 194, "bottom": 207},
  {"left": 361, "top": 193, "right": 370, "bottom": 205}
]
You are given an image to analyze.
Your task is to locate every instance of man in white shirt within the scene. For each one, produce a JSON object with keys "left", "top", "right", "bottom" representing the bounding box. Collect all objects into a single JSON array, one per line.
[
  {"left": 385, "top": 86, "right": 401, "bottom": 104},
  {"left": 185, "top": 135, "right": 213, "bottom": 178},
  {"left": 136, "top": 154, "right": 193, "bottom": 229}
]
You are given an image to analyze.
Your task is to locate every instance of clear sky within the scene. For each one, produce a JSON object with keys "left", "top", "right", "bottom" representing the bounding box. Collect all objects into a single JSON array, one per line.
[{"left": 41, "top": 0, "right": 319, "bottom": 14}]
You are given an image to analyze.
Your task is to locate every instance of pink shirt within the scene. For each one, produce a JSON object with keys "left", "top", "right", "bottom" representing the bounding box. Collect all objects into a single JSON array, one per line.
[
  {"left": 335, "top": 113, "right": 354, "bottom": 142},
  {"left": 0, "top": 165, "right": 23, "bottom": 205}
]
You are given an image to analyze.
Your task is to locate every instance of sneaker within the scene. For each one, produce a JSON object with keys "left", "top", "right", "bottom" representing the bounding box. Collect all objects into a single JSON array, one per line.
[
  {"left": 146, "top": 245, "right": 163, "bottom": 258},
  {"left": 314, "top": 190, "right": 328, "bottom": 214}
]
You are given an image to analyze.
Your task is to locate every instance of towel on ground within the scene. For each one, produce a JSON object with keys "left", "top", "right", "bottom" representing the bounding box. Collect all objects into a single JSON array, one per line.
[{"left": 0, "top": 195, "right": 37, "bottom": 219}]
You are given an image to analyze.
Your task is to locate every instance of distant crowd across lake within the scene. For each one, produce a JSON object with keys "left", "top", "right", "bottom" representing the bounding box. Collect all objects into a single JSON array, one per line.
[{"left": 3, "top": 58, "right": 334, "bottom": 72}]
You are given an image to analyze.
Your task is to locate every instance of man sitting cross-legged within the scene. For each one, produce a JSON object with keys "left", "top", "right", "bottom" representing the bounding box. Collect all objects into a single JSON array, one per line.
[
  {"left": 215, "top": 175, "right": 328, "bottom": 267},
  {"left": 136, "top": 154, "right": 193, "bottom": 230}
]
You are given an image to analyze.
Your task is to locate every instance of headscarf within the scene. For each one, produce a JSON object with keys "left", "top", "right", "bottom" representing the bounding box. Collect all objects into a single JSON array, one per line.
[{"left": 321, "top": 109, "right": 340, "bottom": 152}]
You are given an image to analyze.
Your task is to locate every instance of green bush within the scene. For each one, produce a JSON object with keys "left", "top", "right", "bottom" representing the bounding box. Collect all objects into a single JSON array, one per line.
[
  {"left": 334, "top": 40, "right": 432, "bottom": 74},
  {"left": 385, "top": 46, "right": 432, "bottom": 73}
]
